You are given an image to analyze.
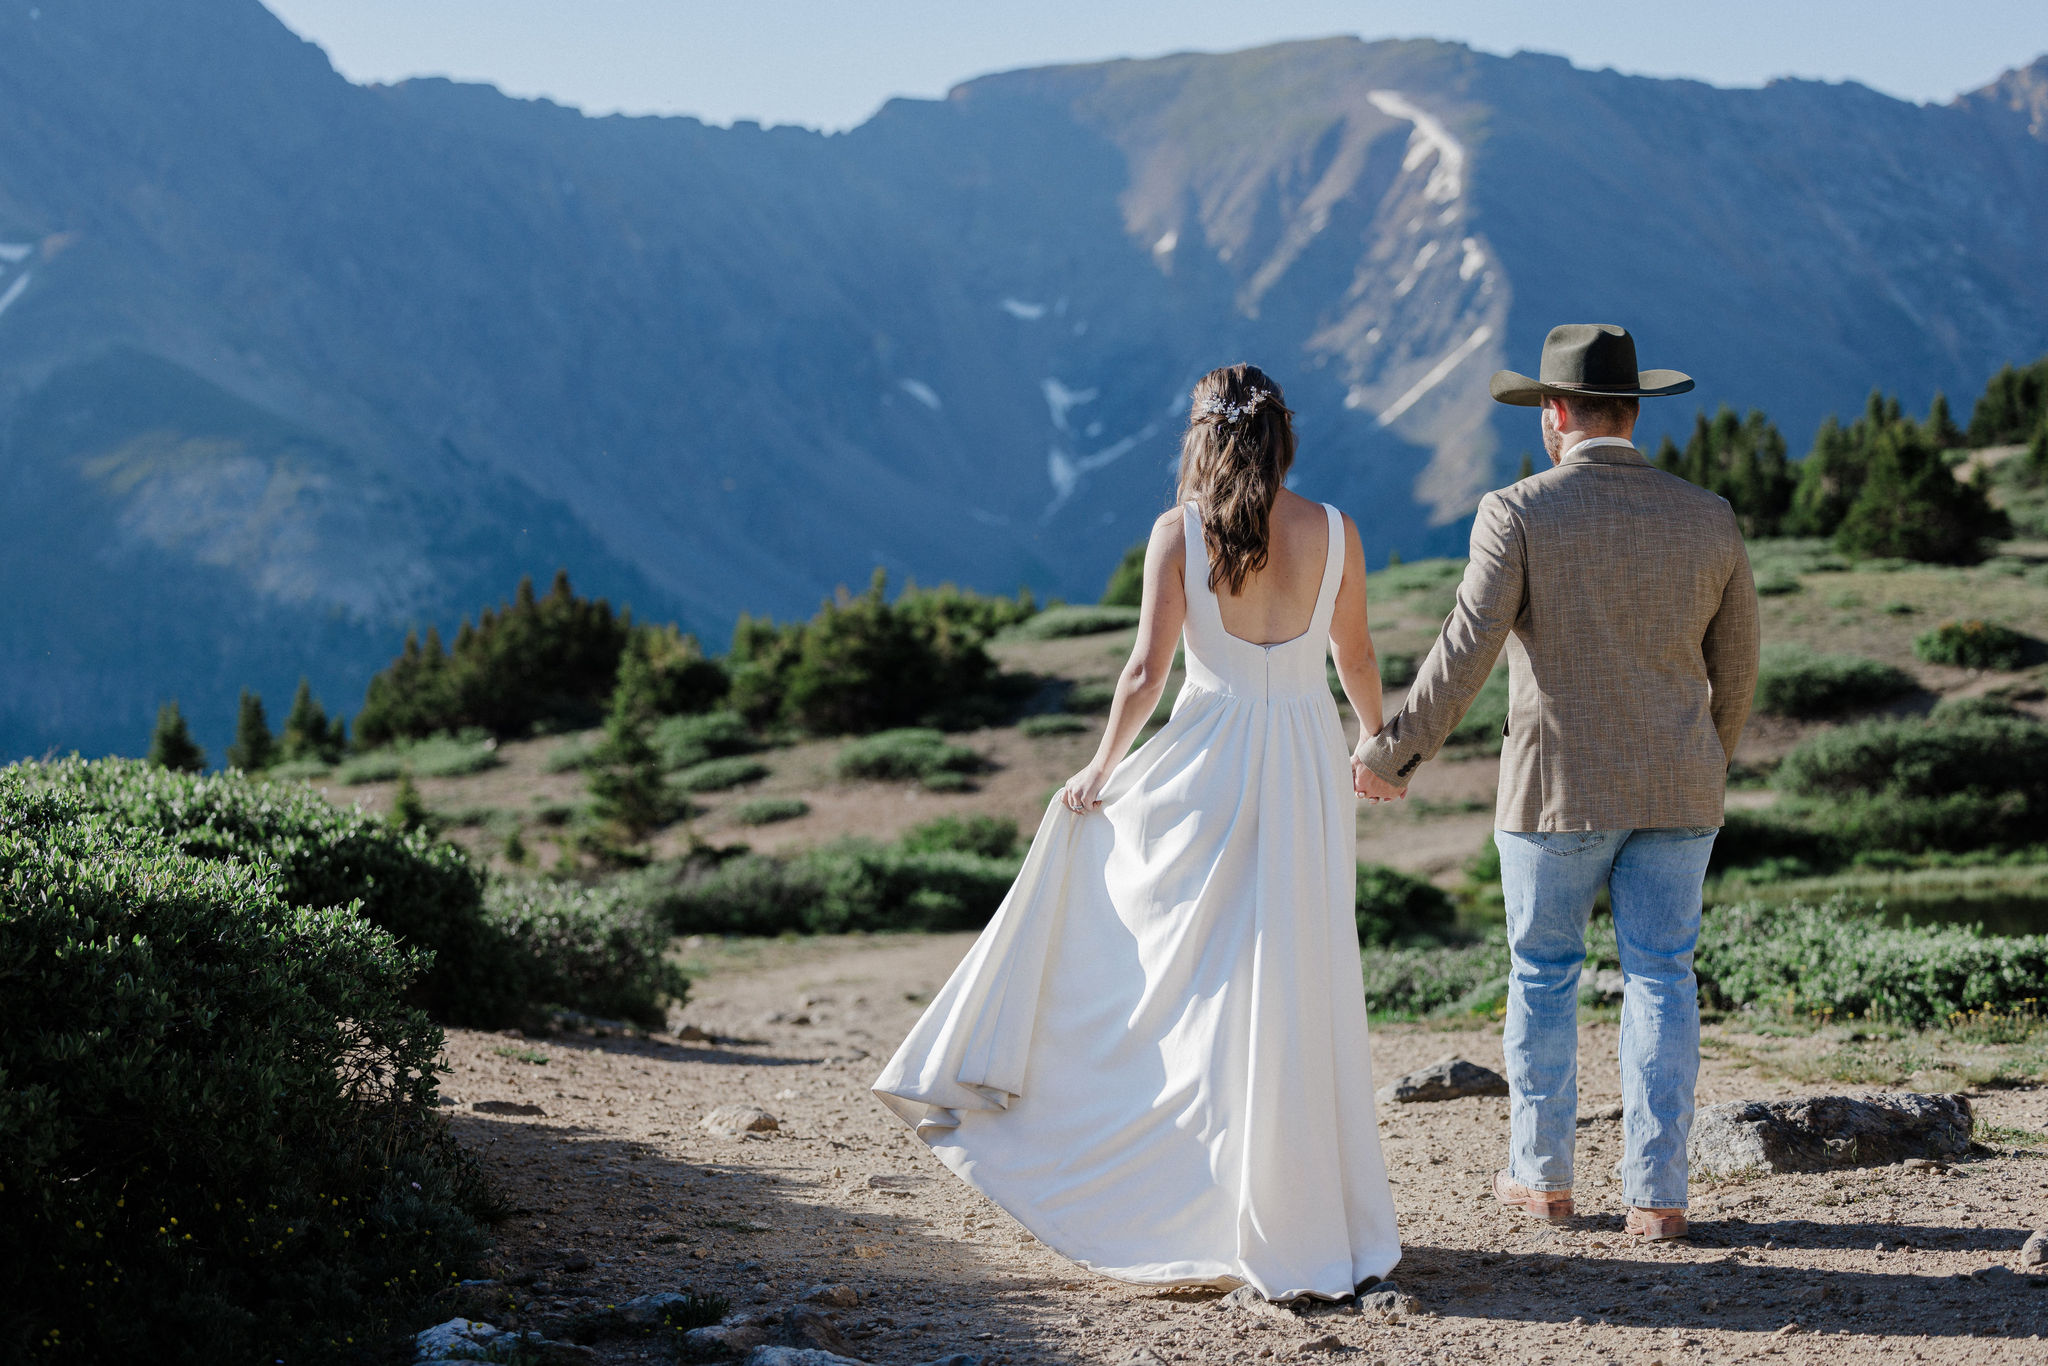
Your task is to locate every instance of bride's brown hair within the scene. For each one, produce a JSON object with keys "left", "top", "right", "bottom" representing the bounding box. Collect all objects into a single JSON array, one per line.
[{"left": 1175, "top": 363, "right": 1298, "bottom": 595}]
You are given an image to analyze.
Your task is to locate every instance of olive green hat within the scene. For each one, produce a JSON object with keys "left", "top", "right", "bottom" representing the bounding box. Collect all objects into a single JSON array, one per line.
[{"left": 1489, "top": 323, "right": 1693, "bottom": 407}]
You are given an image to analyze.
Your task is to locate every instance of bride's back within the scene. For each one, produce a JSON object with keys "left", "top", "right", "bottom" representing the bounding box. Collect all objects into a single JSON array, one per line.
[{"left": 1207, "top": 489, "right": 1332, "bottom": 646}]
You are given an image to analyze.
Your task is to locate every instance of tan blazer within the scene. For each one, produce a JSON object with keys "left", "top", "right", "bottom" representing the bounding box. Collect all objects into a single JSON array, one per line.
[{"left": 1362, "top": 439, "right": 1760, "bottom": 831}]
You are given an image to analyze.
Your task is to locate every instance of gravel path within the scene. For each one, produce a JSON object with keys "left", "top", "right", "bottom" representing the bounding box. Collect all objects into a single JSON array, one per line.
[{"left": 440, "top": 934, "right": 2048, "bottom": 1363}]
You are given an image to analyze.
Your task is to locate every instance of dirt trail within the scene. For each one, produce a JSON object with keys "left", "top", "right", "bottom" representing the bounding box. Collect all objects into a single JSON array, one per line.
[{"left": 442, "top": 934, "right": 2048, "bottom": 1364}]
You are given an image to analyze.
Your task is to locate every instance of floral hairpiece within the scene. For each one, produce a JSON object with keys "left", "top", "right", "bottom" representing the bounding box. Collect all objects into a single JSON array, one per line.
[{"left": 1198, "top": 388, "right": 1272, "bottom": 427}]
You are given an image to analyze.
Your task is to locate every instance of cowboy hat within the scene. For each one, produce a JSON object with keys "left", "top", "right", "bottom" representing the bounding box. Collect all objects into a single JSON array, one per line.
[{"left": 1489, "top": 323, "right": 1692, "bottom": 406}]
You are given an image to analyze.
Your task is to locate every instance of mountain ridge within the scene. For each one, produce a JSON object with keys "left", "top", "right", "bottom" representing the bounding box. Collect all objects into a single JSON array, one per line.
[{"left": 1, "top": 4, "right": 2046, "bottom": 757}]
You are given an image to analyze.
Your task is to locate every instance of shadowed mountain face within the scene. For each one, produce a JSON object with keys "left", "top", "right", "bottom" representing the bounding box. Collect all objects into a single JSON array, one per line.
[{"left": 1, "top": 3, "right": 2046, "bottom": 758}]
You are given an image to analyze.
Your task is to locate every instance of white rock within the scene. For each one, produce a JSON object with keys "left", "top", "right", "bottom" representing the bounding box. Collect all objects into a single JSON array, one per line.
[
  {"left": 742, "top": 1348, "right": 872, "bottom": 1366},
  {"left": 702, "top": 1104, "right": 780, "bottom": 1136},
  {"left": 414, "top": 1318, "right": 503, "bottom": 1361}
]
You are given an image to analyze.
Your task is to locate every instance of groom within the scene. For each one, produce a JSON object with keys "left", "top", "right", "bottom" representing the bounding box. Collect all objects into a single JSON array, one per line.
[{"left": 1358, "top": 324, "right": 1759, "bottom": 1240}]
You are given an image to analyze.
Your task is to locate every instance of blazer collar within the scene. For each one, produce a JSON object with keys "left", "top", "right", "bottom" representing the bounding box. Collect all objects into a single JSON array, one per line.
[{"left": 1559, "top": 436, "right": 1647, "bottom": 467}]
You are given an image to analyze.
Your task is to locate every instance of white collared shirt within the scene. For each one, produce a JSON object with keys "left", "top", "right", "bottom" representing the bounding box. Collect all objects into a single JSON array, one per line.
[{"left": 1569, "top": 436, "right": 1637, "bottom": 457}]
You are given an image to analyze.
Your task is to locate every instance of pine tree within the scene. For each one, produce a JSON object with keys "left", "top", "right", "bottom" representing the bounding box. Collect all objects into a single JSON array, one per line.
[
  {"left": 225, "top": 689, "right": 275, "bottom": 771},
  {"left": 1515, "top": 452, "right": 1536, "bottom": 481},
  {"left": 586, "top": 640, "right": 671, "bottom": 842},
  {"left": 1924, "top": 391, "right": 1964, "bottom": 450},
  {"left": 147, "top": 701, "right": 206, "bottom": 772},
  {"left": 280, "top": 677, "right": 345, "bottom": 763},
  {"left": 387, "top": 771, "right": 430, "bottom": 833},
  {"left": 1384, "top": 549, "right": 1402, "bottom": 568}
]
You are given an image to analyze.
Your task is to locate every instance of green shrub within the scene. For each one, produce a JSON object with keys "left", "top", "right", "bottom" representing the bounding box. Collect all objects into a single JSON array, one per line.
[
  {"left": 652, "top": 710, "right": 759, "bottom": 771},
  {"left": 1753, "top": 644, "right": 1916, "bottom": 718},
  {"left": 730, "top": 797, "right": 810, "bottom": 826},
  {"left": 672, "top": 756, "right": 770, "bottom": 792},
  {"left": 1361, "top": 940, "right": 1506, "bottom": 1017},
  {"left": 18, "top": 759, "right": 521, "bottom": 1026},
  {"left": 1775, "top": 713, "right": 2048, "bottom": 805},
  {"left": 1695, "top": 900, "right": 2048, "bottom": 1027},
  {"left": 899, "top": 814, "right": 1021, "bottom": 859},
  {"left": 545, "top": 733, "right": 605, "bottom": 772},
  {"left": 264, "top": 757, "right": 332, "bottom": 782},
  {"left": 1914, "top": 619, "right": 2034, "bottom": 671},
  {"left": 1020, "top": 713, "right": 1092, "bottom": 737},
  {"left": 1378, "top": 653, "right": 1419, "bottom": 688},
  {"left": 400, "top": 731, "right": 503, "bottom": 778},
  {"left": 1004, "top": 604, "right": 1141, "bottom": 640},
  {"left": 835, "top": 728, "right": 983, "bottom": 783},
  {"left": 1755, "top": 572, "right": 1803, "bottom": 596},
  {"left": 483, "top": 880, "right": 687, "bottom": 1030},
  {"left": 640, "top": 839, "right": 1021, "bottom": 936},
  {"left": 1355, "top": 863, "right": 1457, "bottom": 946},
  {"left": 0, "top": 778, "right": 493, "bottom": 1361},
  {"left": 335, "top": 749, "right": 406, "bottom": 784}
]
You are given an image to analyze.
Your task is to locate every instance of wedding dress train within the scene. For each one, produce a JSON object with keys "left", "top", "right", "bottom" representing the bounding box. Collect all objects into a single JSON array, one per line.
[{"left": 873, "top": 501, "right": 1400, "bottom": 1299}]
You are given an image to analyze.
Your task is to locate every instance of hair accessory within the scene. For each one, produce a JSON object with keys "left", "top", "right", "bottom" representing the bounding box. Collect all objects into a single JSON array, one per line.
[{"left": 1198, "top": 388, "right": 1272, "bottom": 427}]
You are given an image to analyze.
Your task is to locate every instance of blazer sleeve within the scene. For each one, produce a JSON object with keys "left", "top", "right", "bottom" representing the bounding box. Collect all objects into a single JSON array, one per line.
[
  {"left": 1701, "top": 536, "right": 1760, "bottom": 763},
  {"left": 1363, "top": 490, "right": 1526, "bottom": 786}
]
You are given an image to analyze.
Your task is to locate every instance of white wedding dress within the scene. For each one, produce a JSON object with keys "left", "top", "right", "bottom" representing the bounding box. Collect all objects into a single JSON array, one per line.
[{"left": 873, "top": 502, "right": 1401, "bottom": 1300}]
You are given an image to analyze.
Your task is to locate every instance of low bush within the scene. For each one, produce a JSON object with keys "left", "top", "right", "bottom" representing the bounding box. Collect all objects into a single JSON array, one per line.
[
  {"left": 20, "top": 759, "right": 519, "bottom": 1025},
  {"left": 1914, "top": 619, "right": 2035, "bottom": 671},
  {"left": 1361, "top": 940, "right": 1505, "bottom": 1017},
  {"left": 1101, "top": 542, "right": 1146, "bottom": 607},
  {"left": 0, "top": 778, "right": 494, "bottom": 1361},
  {"left": 545, "top": 733, "right": 605, "bottom": 773},
  {"left": 400, "top": 731, "right": 503, "bottom": 778},
  {"left": 265, "top": 756, "right": 332, "bottom": 782},
  {"left": 1355, "top": 863, "right": 1458, "bottom": 946},
  {"left": 671, "top": 756, "right": 770, "bottom": 793},
  {"left": 1378, "top": 653, "right": 1419, "bottom": 688},
  {"left": 653, "top": 710, "right": 758, "bottom": 771},
  {"left": 639, "top": 839, "right": 1021, "bottom": 936},
  {"left": 1695, "top": 900, "right": 2048, "bottom": 1027},
  {"left": 1020, "top": 713, "right": 1092, "bottom": 737},
  {"left": 730, "top": 797, "right": 809, "bottom": 826},
  {"left": 1753, "top": 644, "right": 1916, "bottom": 718},
  {"left": 483, "top": 880, "right": 687, "bottom": 1030},
  {"left": 899, "top": 814, "right": 1022, "bottom": 859},
  {"left": 335, "top": 749, "right": 406, "bottom": 784},
  {"left": 1371, "top": 558, "right": 1466, "bottom": 598},
  {"left": 835, "top": 728, "right": 983, "bottom": 784},
  {"left": 1755, "top": 572, "right": 1803, "bottom": 596},
  {"left": 1774, "top": 712, "right": 2048, "bottom": 805},
  {"left": 1004, "top": 604, "right": 1141, "bottom": 640}
]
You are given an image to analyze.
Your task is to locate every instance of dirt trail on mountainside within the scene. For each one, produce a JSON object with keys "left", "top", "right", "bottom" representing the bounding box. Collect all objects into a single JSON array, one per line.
[{"left": 438, "top": 934, "right": 2048, "bottom": 1364}]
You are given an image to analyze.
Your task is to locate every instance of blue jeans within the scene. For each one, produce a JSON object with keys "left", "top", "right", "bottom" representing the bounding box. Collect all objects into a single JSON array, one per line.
[{"left": 1496, "top": 827, "right": 1718, "bottom": 1209}]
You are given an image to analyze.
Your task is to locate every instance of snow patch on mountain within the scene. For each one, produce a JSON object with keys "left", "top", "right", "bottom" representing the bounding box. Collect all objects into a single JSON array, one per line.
[
  {"left": 1367, "top": 90, "right": 1465, "bottom": 203},
  {"left": 1000, "top": 297, "right": 1047, "bottom": 320},
  {"left": 897, "top": 378, "right": 941, "bottom": 410}
]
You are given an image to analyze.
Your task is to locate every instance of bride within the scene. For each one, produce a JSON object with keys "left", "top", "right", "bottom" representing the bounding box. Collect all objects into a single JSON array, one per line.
[{"left": 873, "top": 364, "right": 1401, "bottom": 1300}]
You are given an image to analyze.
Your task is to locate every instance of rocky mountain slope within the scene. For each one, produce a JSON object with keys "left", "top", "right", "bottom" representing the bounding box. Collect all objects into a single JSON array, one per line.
[{"left": 2, "top": 0, "right": 2046, "bottom": 756}]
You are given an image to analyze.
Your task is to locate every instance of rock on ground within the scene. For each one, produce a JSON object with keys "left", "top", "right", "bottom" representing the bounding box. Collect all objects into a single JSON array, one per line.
[
  {"left": 1689, "top": 1091, "right": 1973, "bottom": 1176},
  {"left": 743, "top": 1349, "right": 871, "bottom": 1366},
  {"left": 2022, "top": 1229, "right": 2048, "bottom": 1268},
  {"left": 1359, "top": 1283, "right": 1425, "bottom": 1317},
  {"left": 702, "top": 1103, "right": 781, "bottom": 1136},
  {"left": 1376, "top": 1056, "right": 1509, "bottom": 1104}
]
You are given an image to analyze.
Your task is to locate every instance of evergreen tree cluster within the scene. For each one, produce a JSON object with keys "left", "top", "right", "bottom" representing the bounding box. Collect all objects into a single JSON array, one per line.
[
  {"left": 354, "top": 570, "right": 656, "bottom": 746},
  {"left": 1655, "top": 386, "right": 2010, "bottom": 564},
  {"left": 1965, "top": 357, "right": 2048, "bottom": 447},
  {"left": 726, "top": 569, "right": 1035, "bottom": 736},
  {"left": 1653, "top": 405, "right": 1796, "bottom": 536}
]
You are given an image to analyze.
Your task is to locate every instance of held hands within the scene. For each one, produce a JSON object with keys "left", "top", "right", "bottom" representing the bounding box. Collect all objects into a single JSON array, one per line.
[
  {"left": 1061, "top": 763, "right": 1111, "bottom": 815},
  {"left": 1350, "top": 746, "right": 1407, "bottom": 803}
]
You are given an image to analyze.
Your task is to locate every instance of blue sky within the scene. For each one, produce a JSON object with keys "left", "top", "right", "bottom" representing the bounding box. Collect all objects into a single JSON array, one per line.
[{"left": 265, "top": 1, "right": 2048, "bottom": 131}]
